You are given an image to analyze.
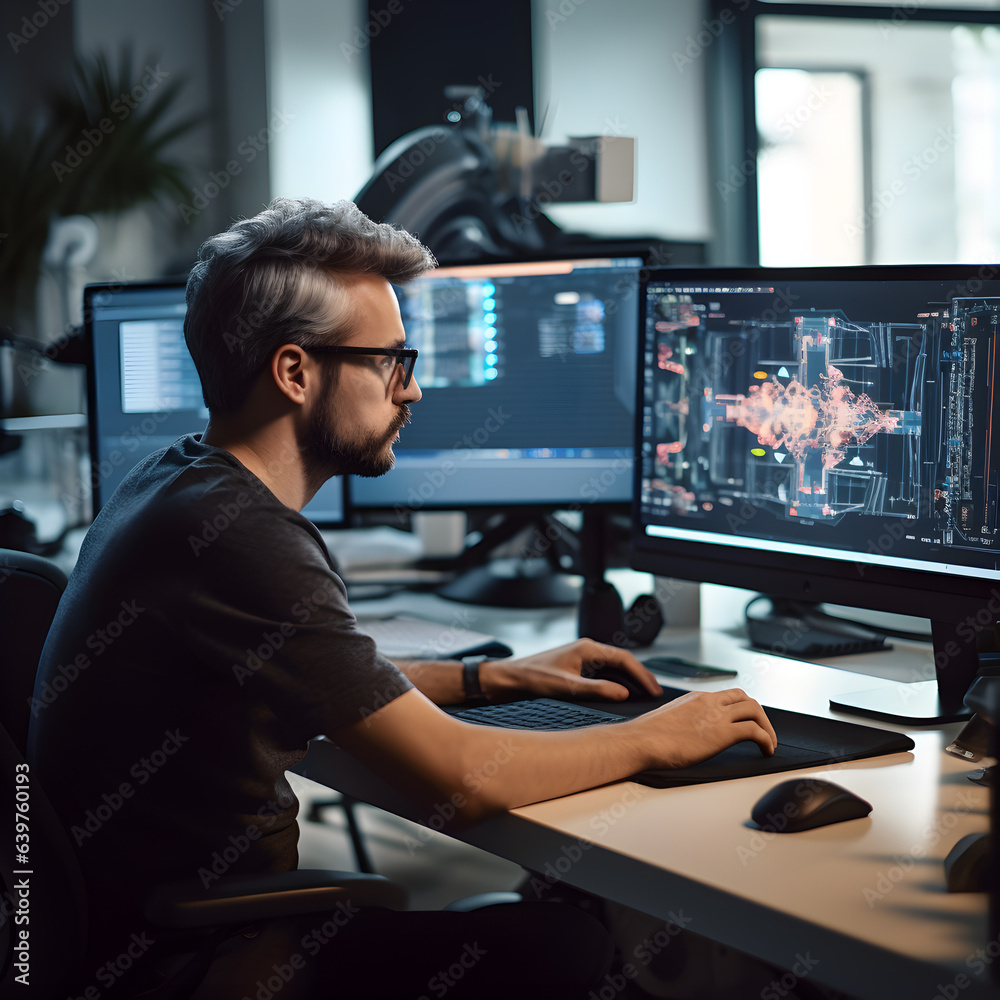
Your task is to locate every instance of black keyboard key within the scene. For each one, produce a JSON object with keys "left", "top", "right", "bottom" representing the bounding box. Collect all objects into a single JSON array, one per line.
[{"left": 452, "top": 698, "right": 627, "bottom": 731}]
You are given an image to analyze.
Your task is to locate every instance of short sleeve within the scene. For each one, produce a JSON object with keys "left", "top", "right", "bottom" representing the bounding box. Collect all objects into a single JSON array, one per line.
[{"left": 159, "top": 467, "right": 413, "bottom": 741}]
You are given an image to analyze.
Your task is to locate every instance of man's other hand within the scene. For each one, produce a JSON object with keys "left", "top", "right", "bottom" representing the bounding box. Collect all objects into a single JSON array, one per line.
[{"left": 479, "top": 638, "right": 663, "bottom": 702}]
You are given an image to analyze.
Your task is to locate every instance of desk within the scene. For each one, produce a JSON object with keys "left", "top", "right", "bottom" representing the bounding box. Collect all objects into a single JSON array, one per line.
[{"left": 294, "top": 578, "right": 998, "bottom": 999}]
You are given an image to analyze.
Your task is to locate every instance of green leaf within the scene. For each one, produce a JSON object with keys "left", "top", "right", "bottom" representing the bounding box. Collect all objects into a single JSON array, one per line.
[{"left": 0, "top": 45, "right": 205, "bottom": 325}]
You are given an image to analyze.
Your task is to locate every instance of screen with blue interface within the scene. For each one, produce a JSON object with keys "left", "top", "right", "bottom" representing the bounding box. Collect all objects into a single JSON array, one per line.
[
  {"left": 84, "top": 282, "right": 346, "bottom": 523},
  {"left": 350, "top": 255, "right": 643, "bottom": 512},
  {"left": 632, "top": 265, "right": 1000, "bottom": 622}
]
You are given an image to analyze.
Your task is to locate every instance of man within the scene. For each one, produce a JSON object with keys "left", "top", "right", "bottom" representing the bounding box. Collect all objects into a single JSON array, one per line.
[{"left": 30, "top": 198, "right": 775, "bottom": 998}]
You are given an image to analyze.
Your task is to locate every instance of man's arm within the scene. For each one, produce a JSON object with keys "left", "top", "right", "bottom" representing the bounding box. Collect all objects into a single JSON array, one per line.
[
  {"left": 331, "top": 682, "right": 776, "bottom": 827},
  {"left": 393, "top": 639, "right": 664, "bottom": 705}
]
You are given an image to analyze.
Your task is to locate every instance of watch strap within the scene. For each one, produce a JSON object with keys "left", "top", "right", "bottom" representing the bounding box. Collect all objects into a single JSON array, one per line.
[{"left": 461, "top": 656, "right": 488, "bottom": 704}]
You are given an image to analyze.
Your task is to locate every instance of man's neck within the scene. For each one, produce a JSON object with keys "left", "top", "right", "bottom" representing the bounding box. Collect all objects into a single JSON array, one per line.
[{"left": 203, "top": 419, "right": 315, "bottom": 511}]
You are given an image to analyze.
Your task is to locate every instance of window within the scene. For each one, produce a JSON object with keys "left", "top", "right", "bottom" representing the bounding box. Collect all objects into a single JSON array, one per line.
[
  {"left": 755, "top": 67, "right": 866, "bottom": 265},
  {"left": 758, "top": 11, "right": 1000, "bottom": 265},
  {"left": 711, "top": 2, "right": 1000, "bottom": 264}
]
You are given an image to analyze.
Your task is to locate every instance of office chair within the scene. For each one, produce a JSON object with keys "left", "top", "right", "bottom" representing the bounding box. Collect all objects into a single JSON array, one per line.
[
  {"left": 0, "top": 548, "right": 68, "bottom": 755},
  {"left": 0, "top": 708, "right": 411, "bottom": 998},
  {"left": 0, "top": 548, "right": 406, "bottom": 996}
]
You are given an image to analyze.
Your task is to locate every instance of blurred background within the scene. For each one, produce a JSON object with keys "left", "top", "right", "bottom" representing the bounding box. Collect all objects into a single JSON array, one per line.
[{"left": 4, "top": 0, "right": 1000, "bottom": 962}]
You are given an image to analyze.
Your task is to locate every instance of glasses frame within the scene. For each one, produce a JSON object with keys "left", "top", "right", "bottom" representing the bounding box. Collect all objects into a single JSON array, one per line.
[{"left": 305, "top": 345, "right": 418, "bottom": 389}]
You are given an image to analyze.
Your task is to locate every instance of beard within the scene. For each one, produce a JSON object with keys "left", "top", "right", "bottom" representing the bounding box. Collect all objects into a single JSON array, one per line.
[{"left": 305, "top": 397, "right": 411, "bottom": 479}]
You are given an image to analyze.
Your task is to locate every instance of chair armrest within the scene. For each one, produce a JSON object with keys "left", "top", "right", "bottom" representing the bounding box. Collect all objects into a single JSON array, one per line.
[
  {"left": 443, "top": 891, "right": 523, "bottom": 912},
  {"left": 144, "top": 868, "right": 407, "bottom": 928}
]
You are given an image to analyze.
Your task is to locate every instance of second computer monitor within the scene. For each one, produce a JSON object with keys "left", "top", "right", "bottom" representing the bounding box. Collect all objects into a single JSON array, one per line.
[
  {"left": 349, "top": 255, "right": 644, "bottom": 514},
  {"left": 84, "top": 281, "right": 346, "bottom": 524}
]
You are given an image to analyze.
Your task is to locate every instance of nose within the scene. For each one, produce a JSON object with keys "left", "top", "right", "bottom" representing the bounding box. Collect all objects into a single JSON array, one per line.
[{"left": 394, "top": 371, "right": 421, "bottom": 404}]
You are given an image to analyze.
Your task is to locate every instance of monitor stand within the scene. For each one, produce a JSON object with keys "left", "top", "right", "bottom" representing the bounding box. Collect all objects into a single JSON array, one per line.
[
  {"left": 574, "top": 507, "right": 624, "bottom": 641},
  {"left": 431, "top": 509, "right": 663, "bottom": 642},
  {"left": 432, "top": 511, "right": 581, "bottom": 607},
  {"left": 744, "top": 596, "right": 979, "bottom": 724},
  {"left": 828, "top": 620, "right": 979, "bottom": 725},
  {"left": 436, "top": 557, "right": 580, "bottom": 608},
  {"left": 572, "top": 508, "right": 664, "bottom": 646},
  {"left": 745, "top": 596, "right": 890, "bottom": 658}
]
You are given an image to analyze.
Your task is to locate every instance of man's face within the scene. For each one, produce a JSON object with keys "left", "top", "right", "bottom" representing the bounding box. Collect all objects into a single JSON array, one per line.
[{"left": 304, "top": 274, "right": 421, "bottom": 478}]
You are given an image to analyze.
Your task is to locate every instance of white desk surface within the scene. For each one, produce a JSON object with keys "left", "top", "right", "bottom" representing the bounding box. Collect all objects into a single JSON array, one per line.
[{"left": 296, "top": 577, "right": 1000, "bottom": 999}]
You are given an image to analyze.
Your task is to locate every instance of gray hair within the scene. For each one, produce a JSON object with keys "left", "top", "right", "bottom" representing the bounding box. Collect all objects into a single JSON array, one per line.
[{"left": 184, "top": 197, "right": 436, "bottom": 413}]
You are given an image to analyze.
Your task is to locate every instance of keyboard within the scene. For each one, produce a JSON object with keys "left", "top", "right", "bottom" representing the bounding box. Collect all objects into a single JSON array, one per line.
[{"left": 451, "top": 698, "right": 627, "bottom": 731}]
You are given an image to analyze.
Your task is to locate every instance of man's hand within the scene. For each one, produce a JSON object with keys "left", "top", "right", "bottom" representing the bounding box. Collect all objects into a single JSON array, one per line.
[
  {"left": 478, "top": 638, "right": 663, "bottom": 702},
  {"left": 632, "top": 688, "right": 778, "bottom": 767},
  {"left": 336, "top": 678, "right": 777, "bottom": 827}
]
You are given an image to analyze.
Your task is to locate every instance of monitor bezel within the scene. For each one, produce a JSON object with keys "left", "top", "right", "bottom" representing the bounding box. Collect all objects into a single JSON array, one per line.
[{"left": 84, "top": 279, "right": 189, "bottom": 514}]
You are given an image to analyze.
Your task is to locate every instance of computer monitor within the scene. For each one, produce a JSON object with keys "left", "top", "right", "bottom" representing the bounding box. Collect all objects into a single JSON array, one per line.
[
  {"left": 632, "top": 264, "right": 1000, "bottom": 724},
  {"left": 349, "top": 254, "right": 643, "bottom": 514},
  {"left": 347, "top": 253, "right": 643, "bottom": 608},
  {"left": 83, "top": 281, "right": 346, "bottom": 523}
]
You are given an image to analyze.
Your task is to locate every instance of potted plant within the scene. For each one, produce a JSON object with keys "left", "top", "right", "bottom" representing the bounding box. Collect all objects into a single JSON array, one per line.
[{"left": 0, "top": 45, "right": 202, "bottom": 353}]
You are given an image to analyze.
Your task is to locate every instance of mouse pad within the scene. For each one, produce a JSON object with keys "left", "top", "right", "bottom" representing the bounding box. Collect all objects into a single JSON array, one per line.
[{"left": 572, "top": 687, "right": 916, "bottom": 788}]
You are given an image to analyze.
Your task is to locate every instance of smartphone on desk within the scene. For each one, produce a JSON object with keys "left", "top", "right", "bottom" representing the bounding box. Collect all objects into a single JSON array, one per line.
[{"left": 643, "top": 656, "right": 738, "bottom": 680}]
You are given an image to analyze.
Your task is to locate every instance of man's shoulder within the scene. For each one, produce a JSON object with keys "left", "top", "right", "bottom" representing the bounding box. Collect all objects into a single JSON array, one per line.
[
  {"left": 111, "top": 436, "right": 273, "bottom": 511},
  {"left": 91, "top": 435, "right": 323, "bottom": 560}
]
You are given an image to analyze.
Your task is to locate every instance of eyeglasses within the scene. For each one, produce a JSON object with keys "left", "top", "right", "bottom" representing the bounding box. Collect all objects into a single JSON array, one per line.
[{"left": 305, "top": 345, "right": 418, "bottom": 389}]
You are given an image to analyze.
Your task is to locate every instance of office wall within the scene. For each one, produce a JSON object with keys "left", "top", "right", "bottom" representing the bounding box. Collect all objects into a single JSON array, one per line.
[
  {"left": 72, "top": 0, "right": 272, "bottom": 280},
  {"left": 532, "top": 0, "right": 712, "bottom": 244},
  {"left": 759, "top": 16, "right": 961, "bottom": 265},
  {"left": 264, "top": 0, "right": 713, "bottom": 244},
  {"left": 0, "top": 2, "right": 75, "bottom": 114},
  {"left": 367, "top": 0, "right": 536, "bottom": 159},
  {"left": 3, "top": 0, "right": 715, "bottom": 351},
  {"left": 7, "top": 0, "right": 713, "bottom": 296},
  {"left": 0, "top": 1, "right": 272, "bottom": 414},
  {"left": 72, "top": 0, "right": 215, "bottom": 280},
  {"left": 264, "top": 0, "right": 374, "bottom": 206}
]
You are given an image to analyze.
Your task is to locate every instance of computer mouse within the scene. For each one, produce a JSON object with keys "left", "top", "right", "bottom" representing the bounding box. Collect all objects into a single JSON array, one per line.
[
  {"left": 589, "top": 665, "right": 658, "bottom": 701},
  {"left": 750, "top": 778, "right": 872, "bottom": 833},
  {"left": 944, "top": 832, "right": 990, "bottom": 892}
]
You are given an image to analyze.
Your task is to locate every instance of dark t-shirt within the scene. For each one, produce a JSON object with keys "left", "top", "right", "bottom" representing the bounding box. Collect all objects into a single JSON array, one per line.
[{"left": 27, "top": 434, "right": 411, "bottom": 966}]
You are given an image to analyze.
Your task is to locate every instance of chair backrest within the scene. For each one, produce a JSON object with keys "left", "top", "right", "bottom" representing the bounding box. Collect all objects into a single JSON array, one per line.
[
  {"left": 0, "top": 550, "right": 89, "bottom": 993},
  {"left": 0, "top": 548, "right": 68, "bottom": 756}
]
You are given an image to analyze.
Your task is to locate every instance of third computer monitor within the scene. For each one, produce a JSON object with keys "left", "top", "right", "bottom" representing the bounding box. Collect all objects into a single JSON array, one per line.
[
  {"left": 349, "top": 255, "right": 643, "bottom": 515},
  {"left": 632, "top": 264, "right": 1000, "bottom": 722}
]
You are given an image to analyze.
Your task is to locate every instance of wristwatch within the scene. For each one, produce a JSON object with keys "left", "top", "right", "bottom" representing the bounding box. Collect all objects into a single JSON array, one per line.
[{"left": 461, "top": 655, "right": 489, "bottom": 704}]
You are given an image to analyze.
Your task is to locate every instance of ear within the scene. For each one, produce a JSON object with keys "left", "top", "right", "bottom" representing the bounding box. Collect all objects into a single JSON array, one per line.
[{"left": 270, "top": 343, "right": 312, "bottom": 406}]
